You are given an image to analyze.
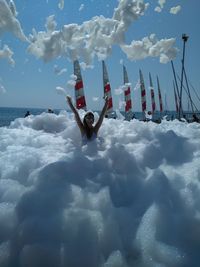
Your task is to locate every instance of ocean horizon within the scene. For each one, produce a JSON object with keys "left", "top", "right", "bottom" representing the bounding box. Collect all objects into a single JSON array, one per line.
[
  {"left": 0, "top": 106, "right": 199, "bottom": 127},
  {"left": 0, "top": 106, "right": 165, "bottom": 128}
]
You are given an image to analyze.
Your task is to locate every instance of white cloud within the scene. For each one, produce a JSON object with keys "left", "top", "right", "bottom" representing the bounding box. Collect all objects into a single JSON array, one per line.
[
  {"left": 54, "top": 65, "right": 67, "bottom": 75},
  {"left": 170, "top": 5, "right": 181, "bottom": 15},
  {"left": 45, "top": 15, "right": 57, "bottom": 33},
  {"left": 27, "top": 0, "right": 177, "bottom": 65},
  {"left": 27, "top": 0, "right": 151, "bottom": 64},
  {"left": 0, "top": 0, "right": 179, "bottom": 68},
  {"left": 121, "top": 34, "right": 178, "bottom": 63},
  {"left": 0, "top": 0, "right": 27, "bottom": 41},
  {"left": 0, "top": 44, "right": 15, "bottom": 65},
  {"left": 70, "top": 74, "right": 77, "bottom": 81},
  {"left": 58, "top": 0, "right": 64, "bottom": 10},
  {"left": 0, "top": 83, "right": 6, "bottom": 93},
  {"left": 79, "top": 4, "right": 84, "bottom": 12},
  {"left": 155, "top": 0, "right": 166, "bottom": 12},
  {"left": 67, "top": 79, "right": 76, "bottom": 88},
  {"left": 158, "top": 0, "right": 166, "bottom": 9},
  {"left": 154, "top": 6, "right": 162, "bottom": 13},
  {"left": 9, "top": 0, "right": 17, "bottom": 16},
  {"left": 80, "top": 61, "right": 94, "bottom": 70},
  {"left": 56, "top": 86, "right": 67, "bottom": 96}
]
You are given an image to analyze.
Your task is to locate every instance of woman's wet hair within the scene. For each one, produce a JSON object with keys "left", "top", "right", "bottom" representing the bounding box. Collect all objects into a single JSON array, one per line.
[{"left": 84, "top": 112, "right": 94, "bottom": 119}]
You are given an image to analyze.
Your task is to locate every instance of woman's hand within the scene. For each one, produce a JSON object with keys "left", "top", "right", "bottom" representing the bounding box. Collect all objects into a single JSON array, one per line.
[{"left": 66, "top": 95, "right": 84, "bottom": 133}]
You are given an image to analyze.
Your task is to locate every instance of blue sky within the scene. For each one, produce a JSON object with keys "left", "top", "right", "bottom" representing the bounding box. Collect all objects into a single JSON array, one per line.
[{"left": 0, "top": 0, "right": 199, "bottom": 111}]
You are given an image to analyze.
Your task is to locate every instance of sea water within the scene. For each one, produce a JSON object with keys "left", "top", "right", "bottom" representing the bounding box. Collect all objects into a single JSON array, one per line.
[
  {"left": 0, "top": 107, "right": 53, "bottom": 127},
  {"left": 0, "top": 107, "right": 155, "bottom": 127},
  {"left": 0, "top": 107, "right": 197, "bottom": 127}
]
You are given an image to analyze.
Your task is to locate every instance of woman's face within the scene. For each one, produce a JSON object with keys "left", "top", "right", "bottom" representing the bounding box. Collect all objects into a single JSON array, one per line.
[{"left": 84, "top": 113, "right": 94, "bottom": 127}]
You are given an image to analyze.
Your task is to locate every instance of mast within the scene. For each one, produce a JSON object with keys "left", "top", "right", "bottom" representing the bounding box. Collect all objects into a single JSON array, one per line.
[
  {"left": 156, "top": 76, "right": 163, "bottom": 115},
  {"left": 123, "top": 65, "right": 133, "bottom": 120},
  {"left": 73, "top": 60, "right": 87, "bottom": 111},
  {"left": 139, "top": 69, "right": 146, "bottom": 118},
  {"left": 102, "top": 60, "right": 113, "bottom": 117},
  {"left": 149, "top": 72, "right": 156, "bottom": 115},
  {"left": 164, "top": 92, "right": 169, "bottom": 115},
  {"left": 179, "top": 33, "right": 189, "bottom": 119},
  {"left": 183, "top": 67, "right": 194, "bottom": 114},
  {"left": 173, "top": 81, "right": 179, "bottom": 115},
  {"left": 171, "top": 60, "right": 180, "bottom": 115},
  {"left": 171, "top": 60, "right": 180, "bottom": 100},
  {"left": 176, "top": 74, "right": 199, "bottom": 113}
]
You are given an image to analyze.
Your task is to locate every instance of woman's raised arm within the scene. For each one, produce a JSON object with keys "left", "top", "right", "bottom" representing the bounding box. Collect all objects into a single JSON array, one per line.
[
  {"left": 94, "top": 97, "right": 109, "bottom": 134},
  {"left": 66, "top": 96, "right": 84, "bottom": 134}
]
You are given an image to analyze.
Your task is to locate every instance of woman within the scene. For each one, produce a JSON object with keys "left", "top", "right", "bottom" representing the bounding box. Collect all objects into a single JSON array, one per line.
[{"left": 66, "top": 96, "right": 109, "bottom": 143}]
